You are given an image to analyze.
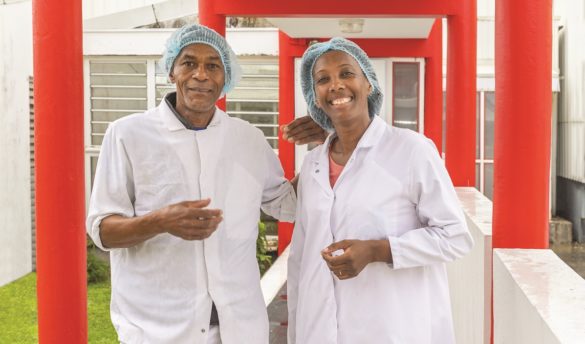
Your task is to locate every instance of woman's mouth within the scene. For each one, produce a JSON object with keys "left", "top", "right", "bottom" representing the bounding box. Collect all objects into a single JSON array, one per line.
[{"left": 329, "top": 97, "right": 352, "bottom": 106}]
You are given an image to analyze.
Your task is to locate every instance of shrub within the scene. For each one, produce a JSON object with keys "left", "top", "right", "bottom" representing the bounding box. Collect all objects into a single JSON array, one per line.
[
  {"left": 257, "top": 222, "right": 272, "bottom": 275},
  {"left": 87, "top": 237, "right": 110, "bottom": 284}
]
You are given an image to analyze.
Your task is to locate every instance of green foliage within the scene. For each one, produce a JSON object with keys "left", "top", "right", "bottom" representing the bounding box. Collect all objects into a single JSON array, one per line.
[
  {"left": 0, "top": 273, "right": 117, "bottom": 343},
  {"left": 0, "top": 273, "right": 37, "bottom": 343},
  {"left": 87, "top": 250, "right": 110, "bottom": 284},
  {"left": 257, "top": 222, "right": 273, "bottom": 275},
  {"left": 87, "top": 236, "right": 110, "bottom": 284}
]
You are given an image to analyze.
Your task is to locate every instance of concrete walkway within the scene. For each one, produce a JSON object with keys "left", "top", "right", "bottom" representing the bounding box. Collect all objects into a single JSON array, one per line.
[{"left": 267, "top": 283, "right": 288, "bottom": 344}]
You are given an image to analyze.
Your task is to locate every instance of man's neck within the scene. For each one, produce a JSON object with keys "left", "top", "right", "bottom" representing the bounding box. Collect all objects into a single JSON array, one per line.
[
  {"left": 176, "top": 103, "right": 215, "bottom": 128},
  {"left": 165, "top": 92, "right": 214, "bottom": 130}
]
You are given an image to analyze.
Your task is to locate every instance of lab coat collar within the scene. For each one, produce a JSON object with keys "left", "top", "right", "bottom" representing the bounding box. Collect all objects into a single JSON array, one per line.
[
  {"left": 312, "top": 115, "right": 387, "bottom": 163},
  {"left": 309, "top": 115, "right": 386, "bottom": 193},
  {"left": 159, "top": 95, "right": 225, "bottom": 132}
]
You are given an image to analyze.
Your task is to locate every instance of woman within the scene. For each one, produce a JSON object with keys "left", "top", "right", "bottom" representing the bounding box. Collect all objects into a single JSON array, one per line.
[{"left": 287, "top": 37, "right": 473, "bottom": 344}]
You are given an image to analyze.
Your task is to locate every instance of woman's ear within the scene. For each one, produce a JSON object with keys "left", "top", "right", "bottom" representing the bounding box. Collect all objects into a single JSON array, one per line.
[
  {"left": 315, "top": 98, "right": 322, "bottom": 109},
  {"left": 169, "top": 72, "right": 176, "bottom": 83}
]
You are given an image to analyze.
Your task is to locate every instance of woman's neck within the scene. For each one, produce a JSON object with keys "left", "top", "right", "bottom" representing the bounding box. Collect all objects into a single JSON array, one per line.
[{"left": 330, "top": 116, "right": 372, "bottom": 165}]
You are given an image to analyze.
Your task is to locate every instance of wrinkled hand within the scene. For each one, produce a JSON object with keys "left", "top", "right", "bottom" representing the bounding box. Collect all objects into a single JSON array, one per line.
[
  {"left": 157, "top": 199, "right": 223, "bottom": 241},
  {"left": 281, "top": 116, "right": 328, "bottom": 145}
]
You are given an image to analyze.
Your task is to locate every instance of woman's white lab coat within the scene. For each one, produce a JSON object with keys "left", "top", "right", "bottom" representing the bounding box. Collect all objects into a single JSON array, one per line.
[{"left": 288, "top": 116, "right": 473, "bottom": 344}]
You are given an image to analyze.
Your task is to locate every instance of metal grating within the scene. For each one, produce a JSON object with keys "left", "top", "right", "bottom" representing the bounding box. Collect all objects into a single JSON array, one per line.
[{"left": 29, "top": 76, "right": 36, "bottom": 272}]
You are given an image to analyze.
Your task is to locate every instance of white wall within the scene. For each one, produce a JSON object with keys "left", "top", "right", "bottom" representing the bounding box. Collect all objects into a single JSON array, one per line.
[
  {"left": 558, "top": 0, "right": 585, "bottom": 183},
  {"left": 447, "top": 188, "right": 493, "bottom": 344},
  {"left": 0, "top": 0, "right": 33, "bottom": 287},
  {"left": 82, "top": 0, "right": 170, "bottom": 20},
  {"left": 494, "top": 249, "right": 585, "bottom": 343}
]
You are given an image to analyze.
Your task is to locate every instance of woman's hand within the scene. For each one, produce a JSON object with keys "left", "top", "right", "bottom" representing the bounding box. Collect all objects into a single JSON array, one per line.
[{"left": 321, "top": 239, "right": 392, "bottom": 280}]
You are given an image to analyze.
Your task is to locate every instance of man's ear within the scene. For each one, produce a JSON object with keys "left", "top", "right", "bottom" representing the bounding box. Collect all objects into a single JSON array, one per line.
[{"left": 168, "top": 72, "right": 176, "bottom": 83}]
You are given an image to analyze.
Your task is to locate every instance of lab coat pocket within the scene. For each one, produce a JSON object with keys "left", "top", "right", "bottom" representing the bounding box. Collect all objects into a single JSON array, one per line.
[{"left": 224, "top": 162, "right": 262, "bottom": 239}]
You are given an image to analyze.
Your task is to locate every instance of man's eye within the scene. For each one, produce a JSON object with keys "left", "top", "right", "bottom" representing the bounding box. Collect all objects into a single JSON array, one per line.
[{"left": 184, "top": 61, "right": 195, "bottom": 67}]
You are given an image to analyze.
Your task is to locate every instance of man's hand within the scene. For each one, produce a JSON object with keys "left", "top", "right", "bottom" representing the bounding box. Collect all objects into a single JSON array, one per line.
[
  {"left": 321, "top": 239, "right": 391, "bottom": 280},
  {"left": 280, "top": 116, "right": 328, "bottom": 145},
  {"left": 158, "top": 199, "right": 223, "bottom": 241}
]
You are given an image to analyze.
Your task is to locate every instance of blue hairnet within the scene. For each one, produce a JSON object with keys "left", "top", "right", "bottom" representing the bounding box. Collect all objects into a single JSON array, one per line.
[
  {"left": 300, "top": 37, "right": 383, "bottom": 130},
  {"left": 162, "top": 24, "right": 242, "bottom": 97}
]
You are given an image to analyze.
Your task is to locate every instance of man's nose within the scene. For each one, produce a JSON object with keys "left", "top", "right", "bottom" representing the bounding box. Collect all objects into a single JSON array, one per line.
[{"left": 192, "top": 65, "right": 208, "bottom": 80}]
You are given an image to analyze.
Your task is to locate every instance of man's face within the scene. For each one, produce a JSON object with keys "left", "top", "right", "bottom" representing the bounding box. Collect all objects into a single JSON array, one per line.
[{"left": 169, "top": 43, "right": 225, "bottom": 117}]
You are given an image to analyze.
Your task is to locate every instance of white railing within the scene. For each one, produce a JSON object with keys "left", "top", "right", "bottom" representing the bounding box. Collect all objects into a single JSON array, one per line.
[
  {"left": 448, "top": 187, "right": 493, "bottom": 344},
  {"left": 494, "top": 249, "right": 585, "bottom": 344}
]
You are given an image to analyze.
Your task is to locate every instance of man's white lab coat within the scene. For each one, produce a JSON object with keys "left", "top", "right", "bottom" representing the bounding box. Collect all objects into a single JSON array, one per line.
[
  {"left": 87, "top": 99, "right": 295, "bottom": 344},
  {"left": 288, "top": 116, "right": 473, "bottom": 344}
]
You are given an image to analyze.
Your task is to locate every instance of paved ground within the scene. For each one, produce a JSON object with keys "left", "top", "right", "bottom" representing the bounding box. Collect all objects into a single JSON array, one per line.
[
  {"left": 267, "top": 283, "right": 288, "bottom": 344},
  {"left": 551, "top": 242, "right": 585, "bottom": 279}
]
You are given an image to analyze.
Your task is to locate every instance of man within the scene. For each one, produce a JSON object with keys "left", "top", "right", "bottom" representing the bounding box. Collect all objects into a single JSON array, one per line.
[{"left": 86, "top": 24, "right": 323, "bottom": 344}]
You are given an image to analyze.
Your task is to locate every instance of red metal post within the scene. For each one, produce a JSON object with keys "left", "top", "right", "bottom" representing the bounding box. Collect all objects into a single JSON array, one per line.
[
  {"left": 493, "top": 0, "right": 552, "bottom": 248},
  {"left": 277, "top": 31, "right": 296, "bottom": 255},
  {"left": 424, "top": 19, "right": 443, "bottom": 153},
  {"left": 33, "top": 0, "right": 87, "bottom": 342},
  {"left": 445, "top": 1, "right": 477, "bottom": 186},
  {"left": 198, "top": 0, "right": 227, "bottom": 110}
]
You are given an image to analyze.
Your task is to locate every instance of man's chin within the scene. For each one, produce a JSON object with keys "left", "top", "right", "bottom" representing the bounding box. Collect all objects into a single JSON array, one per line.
[{"left": 186, "top": 101, "right": 216, "bottom": 114}]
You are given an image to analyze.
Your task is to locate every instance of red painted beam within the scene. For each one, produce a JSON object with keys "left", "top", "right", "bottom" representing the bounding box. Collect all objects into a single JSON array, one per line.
[
  {"left": 199, "top": 0, "right": 227, "bottom": 110},
  {"left": 350, "top": 38, "right": 437, "bottom": 58},
  {"left": 214, "top": 0, "right": 457, "bottom": 16},
  {"left": 493, "top": 0, "right": 552, "bottom": 249},
  {"left": 423, "top": 19, "right": 443, "bottom": 153},
  {"left": 445, "top": 2, "right": 477, "bottom": 186},
  {"left": 33, "top": 0, "right": 87, "bottom": 342}
]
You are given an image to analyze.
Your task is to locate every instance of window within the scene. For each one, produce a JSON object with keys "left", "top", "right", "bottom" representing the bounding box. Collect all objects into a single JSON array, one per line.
[
  {"left": 474, "top": 91, "right": 494, "bottom": 200},
  {"left": 392, "top": 62, "right": 420, "bottom": 131},
  {"left": 387, "top": 59, "right": 425, "bottom": 133},
  {"left": 89, "top": 60, "right": 148, "bottom": 146}
]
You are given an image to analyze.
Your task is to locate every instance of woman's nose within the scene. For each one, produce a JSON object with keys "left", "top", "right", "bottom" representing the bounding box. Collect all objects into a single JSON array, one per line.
[{"left": 329, "top": 77, "right": 345, "bottom": 91}]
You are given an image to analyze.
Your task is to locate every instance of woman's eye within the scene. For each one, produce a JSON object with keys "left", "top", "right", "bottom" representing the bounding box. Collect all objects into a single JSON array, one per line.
[
  {"left": 207, "top": 64, "right": 220, "bottom": 71},
  {"left": 341, "top": 71, "right": 353, "bottom": 77},
  {"left": 316, "top": 76, "right": 329, "bottom": 84},
  {"left": 184, "top": 61, "right": 195, "bottom": 67}
]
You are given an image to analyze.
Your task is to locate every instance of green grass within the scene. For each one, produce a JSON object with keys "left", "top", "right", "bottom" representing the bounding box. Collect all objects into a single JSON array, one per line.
[{"left": 0, "top": 273, "right": 117, "bottom": 343}]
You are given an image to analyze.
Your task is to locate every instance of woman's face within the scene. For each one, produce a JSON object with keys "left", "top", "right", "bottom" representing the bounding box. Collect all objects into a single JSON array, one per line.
[{"left": 312, "top": 50, "right": 372, "bottom": 126}]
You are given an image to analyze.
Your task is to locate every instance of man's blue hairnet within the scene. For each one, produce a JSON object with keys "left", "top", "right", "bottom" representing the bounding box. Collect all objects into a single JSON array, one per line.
[
  {"left": 300, "top": 37, "right": 383, "bottom": 130},
  {"left": 162, "top": 24, "right": 242, "bottom": 98}
]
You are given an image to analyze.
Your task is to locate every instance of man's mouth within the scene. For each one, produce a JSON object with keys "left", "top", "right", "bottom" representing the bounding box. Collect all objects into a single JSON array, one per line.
[
  {"left": 188, "top": 87, "right": 212, "bottom": 93},
  {"left": 329, "top": 97, "right": 352, "bottom": 106}
]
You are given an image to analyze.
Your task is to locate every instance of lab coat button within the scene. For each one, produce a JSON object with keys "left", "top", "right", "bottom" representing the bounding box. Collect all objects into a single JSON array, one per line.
[
  {"left": 201, "top": 329, "right": 206, "bottom": 333},
  {"left": 315, "top": 169, "right": 320, "bottom": 173}
]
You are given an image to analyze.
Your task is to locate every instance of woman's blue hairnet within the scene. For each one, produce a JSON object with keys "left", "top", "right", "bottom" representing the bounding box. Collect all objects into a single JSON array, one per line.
[
  {"left": 161, "top": 24, "right": 242, "bottom": 98},
  {"left": 300, "top": 37, "right": 383, "bottom": 130}
]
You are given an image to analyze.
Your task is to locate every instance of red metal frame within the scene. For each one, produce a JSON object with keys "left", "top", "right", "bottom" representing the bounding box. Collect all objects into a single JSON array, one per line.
[
  {"left": 32, "top": 0, "right": 485, "bottom": 340},
  {"left": 33, "top": 0, "right": 87, "bottom": 342},
  {"left": 493, "top": 0, "right": 552, "bottom": 249}
]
